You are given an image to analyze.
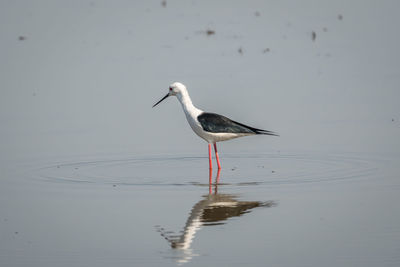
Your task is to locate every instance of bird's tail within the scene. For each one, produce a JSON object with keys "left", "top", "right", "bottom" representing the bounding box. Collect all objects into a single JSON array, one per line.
[
  {"left": 231, "top": 119, "right": 279, "bottom": 136},
  {"left": 254, "top": 129, "right": 279, "bottom": 136}
]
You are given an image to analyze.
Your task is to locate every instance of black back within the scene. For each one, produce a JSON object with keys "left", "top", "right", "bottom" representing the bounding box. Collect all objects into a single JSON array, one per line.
[{"left": 197, "top": 112, "right": 277, "bottom": 136}]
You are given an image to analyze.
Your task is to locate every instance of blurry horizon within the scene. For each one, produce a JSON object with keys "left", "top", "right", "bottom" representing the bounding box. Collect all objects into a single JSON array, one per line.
[{"left": 1, "top": 0, "right": 399, "bottom": 161}]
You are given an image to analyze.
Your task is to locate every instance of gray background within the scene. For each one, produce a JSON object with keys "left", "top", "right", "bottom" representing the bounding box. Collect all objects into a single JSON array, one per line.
[
  {"left": 1, "top": 0, "right": 399, "bottom": 160},
  {"left": 1, "top": 1, "right": 399, "bottom": 267}
]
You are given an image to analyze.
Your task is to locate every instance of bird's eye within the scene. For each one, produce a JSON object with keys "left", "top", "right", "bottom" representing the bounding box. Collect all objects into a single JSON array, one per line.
[{"left": 169, "top": 87, "right": 172, "bottom": 91}]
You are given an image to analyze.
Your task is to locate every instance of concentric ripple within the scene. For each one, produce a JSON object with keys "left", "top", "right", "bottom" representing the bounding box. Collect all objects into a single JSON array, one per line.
[{"left": 34, "top": 152, "right": 380, "bottom": 187}]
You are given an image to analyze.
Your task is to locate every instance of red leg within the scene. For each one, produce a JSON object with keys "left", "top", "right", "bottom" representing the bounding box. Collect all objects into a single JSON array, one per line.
[
  {"left": 208, "top": 143, "right": 212, "bottom": 169},
  {"left": 210, "top": 168, "right": 221, "bottom": 194},
  {"left": 209, "top": 168, "right": 212, "bottom": 193},
  {"left": 214, "top": 143, "right": 221, "bottom": 169},
  {"left": 215, "top": 168, "right": 221, "bottom": 194}
]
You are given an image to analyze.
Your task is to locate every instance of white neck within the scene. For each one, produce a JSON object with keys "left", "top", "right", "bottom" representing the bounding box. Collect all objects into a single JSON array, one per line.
[{"left": 177, "top": 89, "right": 202, "bottom": 117}]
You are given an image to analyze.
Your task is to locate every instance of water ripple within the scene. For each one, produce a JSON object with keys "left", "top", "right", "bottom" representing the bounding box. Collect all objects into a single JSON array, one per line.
[{"left": 33, "top": 152, "right": 382, "bottom": 187}]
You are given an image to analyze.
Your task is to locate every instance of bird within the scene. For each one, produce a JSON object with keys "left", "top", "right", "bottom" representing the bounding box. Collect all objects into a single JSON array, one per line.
[{"left": 152, "top": 82, "right": 278, "bottom": 169}]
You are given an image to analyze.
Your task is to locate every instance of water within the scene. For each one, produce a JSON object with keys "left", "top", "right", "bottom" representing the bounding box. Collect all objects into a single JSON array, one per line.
[
  {"left": 1, "top": 152, "right": 399, "bottom": 266},
  {"left": 1, "top": 1, "right": 400, "bottom": 266}
]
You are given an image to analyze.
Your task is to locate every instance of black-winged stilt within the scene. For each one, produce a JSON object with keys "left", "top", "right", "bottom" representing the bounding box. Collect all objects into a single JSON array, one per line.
[{"left": 153, "top": 82, "right": 278, "bottom": 169}]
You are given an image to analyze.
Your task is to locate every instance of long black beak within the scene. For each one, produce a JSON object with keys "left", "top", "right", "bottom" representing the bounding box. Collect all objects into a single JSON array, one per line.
[{"left": 152, "top": 93, "right": 169, "bottom": 108}]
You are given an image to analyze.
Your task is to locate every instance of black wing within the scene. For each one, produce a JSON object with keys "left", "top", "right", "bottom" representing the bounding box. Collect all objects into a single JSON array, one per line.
[{"left": 197, "top": 112, "right": 278, "bottom": 136}]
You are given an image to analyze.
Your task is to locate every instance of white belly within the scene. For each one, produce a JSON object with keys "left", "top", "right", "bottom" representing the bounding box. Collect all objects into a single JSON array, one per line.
[{"left": 198, "top": 131, "right": 253, "bottom": 143}]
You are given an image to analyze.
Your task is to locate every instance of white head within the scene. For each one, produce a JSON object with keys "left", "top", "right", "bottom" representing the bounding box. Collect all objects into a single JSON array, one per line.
[
  {"left": 168, "top": 82, "right": 187, "bottom": 96},
  {"left": 153, "top": 82, "right": 188, "bottom": 107}
]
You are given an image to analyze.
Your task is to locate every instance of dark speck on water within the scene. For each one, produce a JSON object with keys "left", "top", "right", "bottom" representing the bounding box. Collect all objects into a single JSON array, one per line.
[
  {"left": 263, "top": 48, "right": 270, "bottom": 53},
  {"left": 338, "top": 14, "right": 343, "bottom": 20},
  {"left": 206, "top": 29, "right": 215, "bottom": 36},
  {"left": 323, "top": 27, "right": 328, "bottom": 32},
  {"left": 18, "top": 36, "right": 26, "bottom": 41},
  {"left": 238, "top": 47, "right": 243, "bottom": 54},
  {"left": 312, "top": 31, "right": 317, "bottom": 41},
  {"left": 254, "top": 11, "right": 260, "bottom": 17},
  {"left": 161, "top": 0, "right": 166, "bottom": 8}
]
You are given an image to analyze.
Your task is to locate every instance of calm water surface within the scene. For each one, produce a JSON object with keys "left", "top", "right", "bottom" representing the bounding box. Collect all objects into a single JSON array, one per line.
[{"left": 1, "top": 151, "right": 399, "bottom": 267}]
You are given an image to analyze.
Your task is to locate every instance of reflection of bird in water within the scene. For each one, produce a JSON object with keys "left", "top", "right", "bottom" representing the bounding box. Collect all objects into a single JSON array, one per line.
[
  {"left": 158, "top": 194, "right": 274, "bottom": 247},
  {"left": 156, "top": 171, "right": 276, "bottom": 264}
]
